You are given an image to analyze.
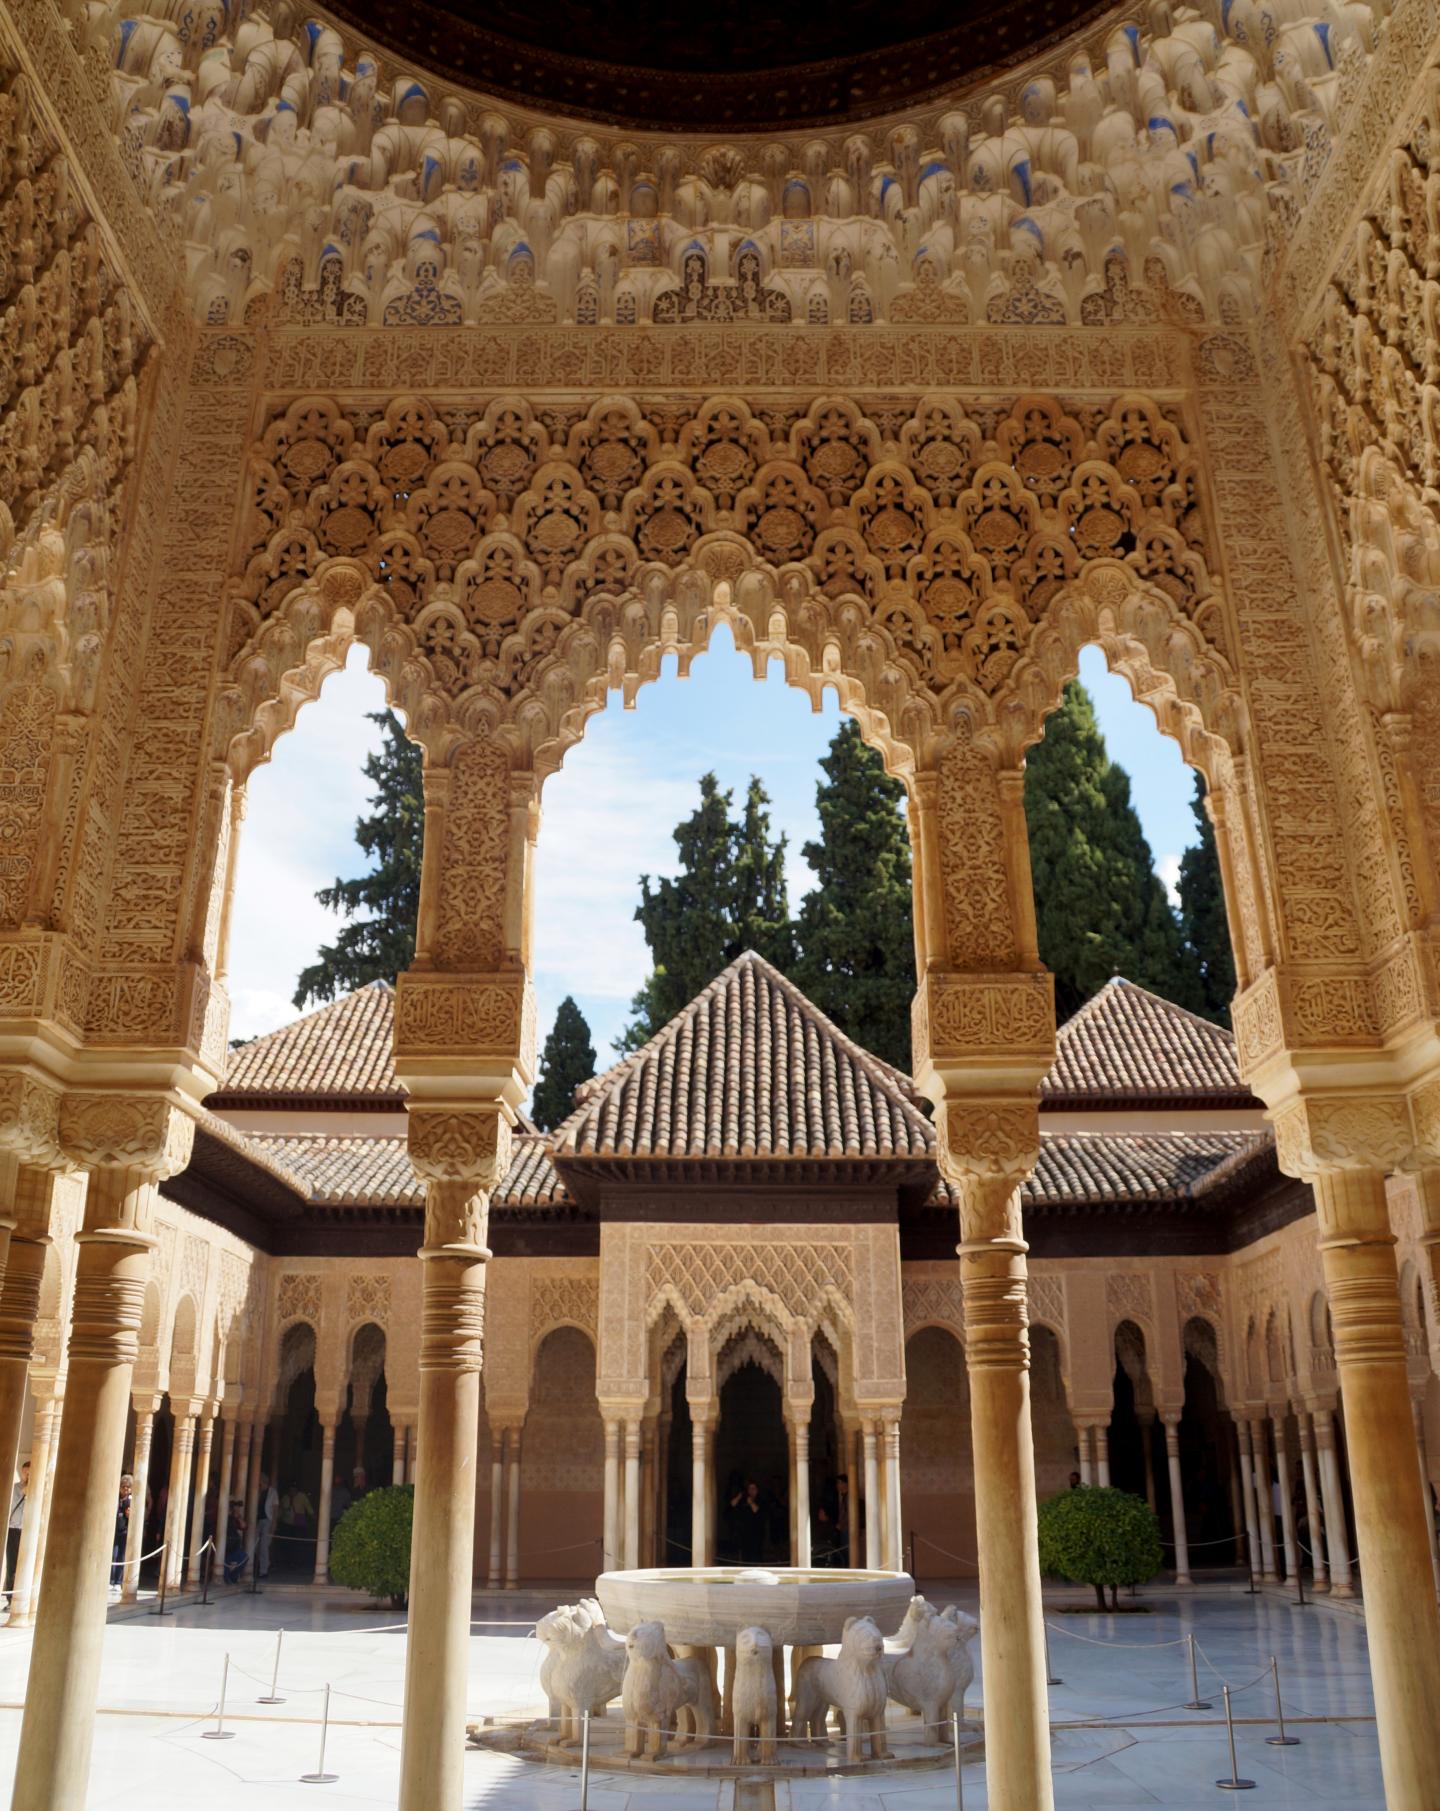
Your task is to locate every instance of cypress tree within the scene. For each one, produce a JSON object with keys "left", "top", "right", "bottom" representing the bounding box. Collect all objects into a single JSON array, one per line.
[
  {"left": 621, "top": 772, "right": 792, "bottom": 1049},
  {"left": 531, "top": 996, "right": 598, "bottom": 1130},
  {"left": 1024, "top": 682, "right": 1203, "bottom": 1021},
  {"left": 793, "top": 721, "right": 915, "bottom": 1070},
  {"left": 294, "top": 710, "right": 423, "bottom": 1008},
  {"left": 1177, "top": 773, "right": 1237, "bottom": 1025}
]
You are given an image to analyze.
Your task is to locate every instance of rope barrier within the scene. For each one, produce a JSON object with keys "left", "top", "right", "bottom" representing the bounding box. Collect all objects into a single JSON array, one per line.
[{"left": 1044, "top": 1621, "right": 1189, "bottom": 1650}]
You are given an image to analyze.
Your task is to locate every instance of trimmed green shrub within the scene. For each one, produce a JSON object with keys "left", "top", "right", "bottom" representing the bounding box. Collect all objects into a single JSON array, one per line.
[
  {"left": 1037, "top": 1485, "right": 1164, "bottom": 1611},
  {"left": 328, "top": 1484, "right": 413, "bottom": 1607}
]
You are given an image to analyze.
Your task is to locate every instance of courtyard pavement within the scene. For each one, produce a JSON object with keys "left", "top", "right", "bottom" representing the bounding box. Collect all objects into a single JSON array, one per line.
[{"left": 0, "top": 1576, "right": 1384, "bottom": 1808}]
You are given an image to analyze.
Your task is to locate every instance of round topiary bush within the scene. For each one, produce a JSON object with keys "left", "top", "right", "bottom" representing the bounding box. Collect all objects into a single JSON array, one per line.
[
  {"left": 328, "top": 1484, "right": 413, "bottom": 1607},
  {"left": 1037, "top": 1485, "right": 1164, "bottom": 1611}
]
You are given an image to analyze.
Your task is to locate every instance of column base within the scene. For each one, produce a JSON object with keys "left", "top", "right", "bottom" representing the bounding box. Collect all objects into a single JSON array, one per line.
[
  {"left": 1174, "top": 1573, "right": 1193, "bottom": 1587},
  {"left": 1329, "top": 1582, "right": 1356, "bottom": 1598}
]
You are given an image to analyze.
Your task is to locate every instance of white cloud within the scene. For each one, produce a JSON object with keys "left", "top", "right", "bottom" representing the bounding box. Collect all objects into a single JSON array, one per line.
[{"left": 1158, "top": 852, "right": 1183, "bottom": 909}]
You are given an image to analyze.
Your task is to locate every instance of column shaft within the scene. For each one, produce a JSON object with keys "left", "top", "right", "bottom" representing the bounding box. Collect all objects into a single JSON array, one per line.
[
  {"left": 689, "top": 1415, "right": 708, "bottom": 1565},
  {"left": 244, "top": 1418, "right": 265, "bottom": 1549},
  {"left": 1315, "top": 1167, "right": 1440, "bottom": 1804},
  {"left": 1272, "top": 1415, "right": 1299, "bottom": 1584},
  {"left": 1314, "top": 1410, "right": 1353, "bottom": 1594},
  {"left": 793, "top": 1421, "right": 812, "bottom": 1567},
  {"left": 862, "top": 1424, "right": 881, "bottom": 1568},
  {"left": 186, "top": 1410, "right": 216, "bottom": 1587},
  {"left": 212, "top": 1416, "right": 238, "bottom": 1579},
  {"left": 602, "top": 1421, "right": 619, "bottom": 1571},
  {"left": 960, "top": 1232, "right": 1053, "bottom": 1811},
  {"left": 9, "top": 1395, "right": 56, "bottom": 1623},
  {"left": 122, "top": 1406, "right": 156, "bottom": 1600},
  {"left": 1297, "top": 1412, "right": 1328, "bottom": 1588},
  {"left": 392, "top": 1419, "right": 406, "bottom": 1486},
  {"left": 165, "top": 1412, "right": 196, "bottom": 1591},
  {"left": 884, "top": 1421, "right": 902, "bottom": 1570},
  {"left": 622, "top": 1421, "right": 640, "bottom": 1572},
  {"left": 0, "top": 1236, "right": 46, "bottom": 1519},
  {"left": 1095, "top": 1423, "right": 1111, "bottom": 1488},
  {"left": 1139, "top": 1414, "right": 1157, "bottom": 1511},
  {"left": 1162, "top": 1416, "right": 1190, "bottom": 1584},
  {"left": 1251, "top": 1417, "right": 1278, "bottom": 1580},
  {"left": 489, "top": 1428, "right": 507, "bottom": 1587},
  {"left": 398, "top": 1250, "right": 485, "bottom": 1811},
  {"left": 847, "top": 1427, "right": 861, "bottom": 1567},
  {"left": 1412, "top": 1397, "right": 1440, "bottom": 1595},
  {"left": 1075, "top": 1421, "right": 1093, "bottom": 1486},
  {"left": 12, "top": 1227, "right": 152, "bottom": 1810},
  {"left": 313, "top": 1419, "right": 337, "bottom": 1584},
  {"left": 1236, "top": 1419, "right": 1261, "bottom": 1577},
  {"left": 504, "top": 1427, "right": 522, "bottom": 1587}
]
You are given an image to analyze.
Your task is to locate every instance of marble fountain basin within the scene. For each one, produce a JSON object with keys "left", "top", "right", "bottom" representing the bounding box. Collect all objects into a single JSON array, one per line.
[{"left": 594, "top": 1565, "right": 916, "bottom": 1647}]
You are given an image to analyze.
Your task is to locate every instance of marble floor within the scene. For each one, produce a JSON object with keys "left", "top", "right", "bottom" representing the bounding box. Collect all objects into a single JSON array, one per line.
[{"left": 0, "top": 1579, "right": 1384, "bottom": 1808}]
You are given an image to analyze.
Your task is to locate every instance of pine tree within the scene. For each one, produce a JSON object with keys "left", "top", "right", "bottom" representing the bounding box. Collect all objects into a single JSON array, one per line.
[
  {"left": 293, "top": 711, "right": 424, "bottom": 1008},
  {"left": 793, "top": 721, "right": 916, "bottom": 1070},
  {"left": 620, "top": 772, "right": 792, "bottom": 1049},
  {"left": 1177, "top": 773, "right": 1236, "bottom": 1025},
  {"left": 1024, "top": 682, "right": 1203, "bottom": 1021},
  {"left": 531, "top": 996, "right": 597, "bottom": 1130}
]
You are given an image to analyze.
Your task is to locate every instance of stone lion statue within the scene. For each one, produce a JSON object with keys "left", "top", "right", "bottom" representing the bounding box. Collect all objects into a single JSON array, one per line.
[
  {"left": 792, "top": 1615, "right": 889, "bottom": 1762},
  {"left": 535, "top": 1600, "right": 626, "bottom": 1744},
  {"left": 621, "top": 1618, "right": 714, "bottom": 1758},
  {"left": 731, "top": 1625, "right": 778, "bottom": 1763},
  {"left": 884, "top": 1600, "right": 978, "bottom": 1739}
]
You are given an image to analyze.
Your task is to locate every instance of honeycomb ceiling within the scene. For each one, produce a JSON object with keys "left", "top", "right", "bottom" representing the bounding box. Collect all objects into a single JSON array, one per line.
[{"left": 323, "top": 0, "right": 1114, "bottom": 130}]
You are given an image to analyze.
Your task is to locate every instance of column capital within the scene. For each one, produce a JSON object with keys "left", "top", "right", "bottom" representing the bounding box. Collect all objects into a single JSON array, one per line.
[
  {"left": 59, "top": 1096, "right": 194, "bottom": 1240},
  {"left": 1270, "top": 1092, "right": 1413, "bottom": 1183},
  {"left": 0, "top": 1072, "right": 63, "bottom": 1171},
  {"left": 408, "top": 1102, "right": 510, "bottom": 1256},
  {"left": 912, "top": 971, "right": 1054, "bottom": 1103}
]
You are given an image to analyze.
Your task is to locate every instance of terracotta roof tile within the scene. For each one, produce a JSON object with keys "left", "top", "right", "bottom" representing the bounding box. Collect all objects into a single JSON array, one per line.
[
  {"left": 213, "top": 982, "right": 403, "bottom": 1103},
  {"left": 1041, "top": 978, "right": 1250, "bottom": 1104},
  {"left": 553, "top": 951, "right": 933, "bottom": 1162},
  {"left": 245, "top": 1133, "right": 422, "bottom": 1207},
  {"left": 492, "top": 1135, "right": 569, "bottom": 1208}
]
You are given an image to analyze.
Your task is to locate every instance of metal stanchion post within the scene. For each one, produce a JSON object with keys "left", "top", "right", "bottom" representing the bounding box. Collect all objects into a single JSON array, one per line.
[
  {"left": 1185, "top": 1633, "right": 1212, "bottom": 1711},
  {"left": 951, "top": 1711, "right": 964, "bottom": 1809},
  {"left": 1245, "top": 1563, "right": 1258, "bottom": 1596},
  {"left": 1043, "top": 1620, "right": 1060, "bottom": 1686},
  {"left": 202, "top": 1655, "right": 237, "bottom": 1740},
  {"left": 258, "top": 1628, "right": 287, "bottom": 1704},
  {"left": 577, "top": 1708, "right": 591, "bottom": 1811},
  {"left": 300, "top": 1682, "right": 339, "bottom": 1783},
  {"left": 200, "top": 1541, "right": 211, "bottom": 1607},
  {"left": 1264, "top": 1656, "right": 1299, "bottom": 1746},
  {"left": 1215, "top": 1684, "right": 1255, "bottom": 1790},
  {"left": 151, "top": 1543, "right": 171, "bottom": 1618}
]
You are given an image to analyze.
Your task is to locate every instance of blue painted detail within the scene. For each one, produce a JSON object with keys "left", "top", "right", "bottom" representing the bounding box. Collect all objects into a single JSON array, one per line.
[
  {"left": 921, "top": 161, "right": 946, "bottom": 180},
  {"left": 1314, "top": 20, "right": 1334, "bottom": 63},
  {"left": 1148, "top": 114, "right": 1175, "bottom": 134},
  {"left": 1013, "top": 158, "right": 1032, "bottom": 205},
  {"left": 880, "top": 175, "right": 896, "bottom": 197},
  {"left": 1015, "top": 217, "right": 1043, "bottom": 244},
  {"left": 116, "top": 18, "right": 137, "bottom": 58},
  {"left": 305, "top": 20, "right": 322, "bottom": 52}
]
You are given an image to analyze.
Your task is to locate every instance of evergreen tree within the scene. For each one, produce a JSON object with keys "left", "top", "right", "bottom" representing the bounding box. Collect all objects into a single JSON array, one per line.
[
  {"left": 1177, "top": 773, "right": 1236, "bottom": 1025},
  {"left": 621, "top": 772, "right": 792, "bottom": 1049},
  {"left": 531, "top": 996, "right": 597, "bottom": 1129},
  {"left": 793, "top": 721, "right": 916, "bottom": 1070},
  {"left": 293, "top": 711, "right": 424, "bottom": 1009},
  {"left": 1024, "top": 682, "right": 1203, "bottom": 1021}
]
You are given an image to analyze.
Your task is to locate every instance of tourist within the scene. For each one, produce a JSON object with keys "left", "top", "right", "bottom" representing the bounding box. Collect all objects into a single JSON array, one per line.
[
  {"left": 350, "top": 1466, "right": 368, "bottom": 1500},
  {"left": 223, "top": 1501, "right": 248, "bottom": 1585},
  {"left": 730, "top": 1479, "right": 766, "bottom": 1564},
  {"left": 256, "top": 1472, "right": 278, "bottom": 1578},
  {"left": 815, "top": 1473, "right": 850, "bottom": 1564},
  {"left": 111, "top": 1474, "right": 134, "bottom": 1591},
  {"left": 331, "top": 1475, "right": 352, "bottom": 1527},
  {"left": 5, "top": 1459, "right": 28, "bottom": 1596},
  {"left": 1069, "top": 1470, "right": 1083, "bottom": 1489}
]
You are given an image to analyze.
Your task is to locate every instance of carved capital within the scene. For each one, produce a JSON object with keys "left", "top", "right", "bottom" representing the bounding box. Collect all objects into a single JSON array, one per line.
[
  {"left": 0, "top": 1071, "right": 62, "bottom": 1168},
  {"left": 1270, "top": 1093, "right": 1413, "bottom": 1181},
  {"left": 1408, "top": 1076, "right": 1440, "bottom": 1165},
  {"left": 408, "top": 1104, "right": 511, "bottom": 1188},
  {"left": 914, "top": 971, "right": 1055, "bottom": 1070},
  {"left": 934, "top": 1097, "right": 1040, "bottom": 1184},
  {"left": 59, "top": 1094, "right": 194, "bottom": 1178},
  {"left": 394, "top": 969, "right": 532, "bottom": 1072}
]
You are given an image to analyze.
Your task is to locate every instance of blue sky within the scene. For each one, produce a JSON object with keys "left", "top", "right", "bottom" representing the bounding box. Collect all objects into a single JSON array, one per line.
[{"left": 226, "top": 641, "right": 1198, "bottom": 1061}]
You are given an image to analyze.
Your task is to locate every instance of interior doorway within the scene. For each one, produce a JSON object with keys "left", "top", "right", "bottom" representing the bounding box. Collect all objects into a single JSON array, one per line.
[{"left": 715, "top": 1364, "right": 789, "bottom": 1563}]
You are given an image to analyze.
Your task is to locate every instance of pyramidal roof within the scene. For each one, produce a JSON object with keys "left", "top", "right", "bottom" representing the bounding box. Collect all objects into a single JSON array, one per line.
[
  {"left": 552, "top": 950, "right": 934, "bottom": 1163},
  {"left": 212, "top": 980, "right": 404, "bottom": 1105},
  {"left": 1041, "top": 978, "right": 1252, "bottom": 1106}
]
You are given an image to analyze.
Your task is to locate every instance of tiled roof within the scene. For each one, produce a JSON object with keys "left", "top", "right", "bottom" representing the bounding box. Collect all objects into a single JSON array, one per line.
[
  {"left": 926, "top": 1129, "right": 1268, "bottom": 1210},
  {"left": 553, "top": 950, "right": 934, "bottom": 1162},
  {"left": 1041, "top": 979, "right": 1250, "bottom": 1104},
  {"left": 213, "top": 982, "right": 404, "bottom": 1103},
  {"left": 493, "top": 1135, "right": 569, "bottom": 1208},
  {"left": 246, "top": 1133, "right": 422, "bottom": 1206}
]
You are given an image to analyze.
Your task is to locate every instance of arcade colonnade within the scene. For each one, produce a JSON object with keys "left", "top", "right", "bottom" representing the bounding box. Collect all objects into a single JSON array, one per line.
[{"left": 1, "top": 0, "right": 1440, "bottom": 1805}]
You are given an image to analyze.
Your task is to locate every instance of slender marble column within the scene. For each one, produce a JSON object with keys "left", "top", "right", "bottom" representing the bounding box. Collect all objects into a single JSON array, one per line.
[
  {"left": 212, "top": 1414, "right": 238, "bottom": 1576},
  {"left": 164, "top": 1409, "right": 196, "bottom": 1591},
  {"left": 622, "top": 1420, "right": 641, "bottom": 1570},
  {"left": 244, "top": 1417, "right": 265, "bottom": 1549},
  {"left": 1271, "top": 1413, "right": 1300, "bottom": 1584},
  {"left": 313, "top": 1416, "right": 337, "bottom": 1584},
  {"left": 187, "top": 1408, "right": 217, "bottom": 1587},
  {"left": 1236, "top": 1419, "right": 1262, "bottom": 1577},
  {"left": 705, "top": 1421, "right": 717, "bottom": 1561},
  {"left": 689, "top": 1415, "right": 707, "bottom": 1564},
  {"left": 602, "top": 1419, "right": 620, "bottom": 1572},
  {"left": 1095, "top": 1423, "right": 1111, "bottom": 1488},
  {"left": 861, "top": 1423, "right": 881, "bottom": 1568},
  {"left": 1251, "top": 1417, "right": 1278, "bottom": 1580},
  {"left": 488, "top": 1428, "right": 506, "bottom": 1587},
  {"left": 1313, "top": 1407, "right": 1353, "bottom": 1596},
  {"left": 883, "top": 1419, "right": 902, "bottom": 1570},
  {"left": 793, "top": 1420, "right": 812, "bottom": 1567},
  {"left": 1296, "top": 1411, "right": 1328, "bottom": 1588},
  {"left": 1075, "top": 1421, "right": 1093, "bottom": 1485},
  {"left": 122, "top": 1399, "right": 158, "bottom": 1600},
  {"left": 847, "top": 1427, "right": 862, "bottom": 1567},
  {"left": 12, "top": 1167, "right": 163, "bottom": 1811},
  {"left": 392, "top": 1420, "right": 406, "bottom": 1486},
  {"left": 1311, "top": 1166, "right": 1440, "bottom": 1803},
  {"left": 1138, "top": 1411, "right": 1157, "bottom": 1511},
  {"left": 1161, "top": 1414, "right": 1190, "bottom": 1584},
  {"left": 9, "top": 1394, "right": 56, "bottom": 1624},
  {"left": 504, "top": 1426, "right": 522, "bottom": 1587}
]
